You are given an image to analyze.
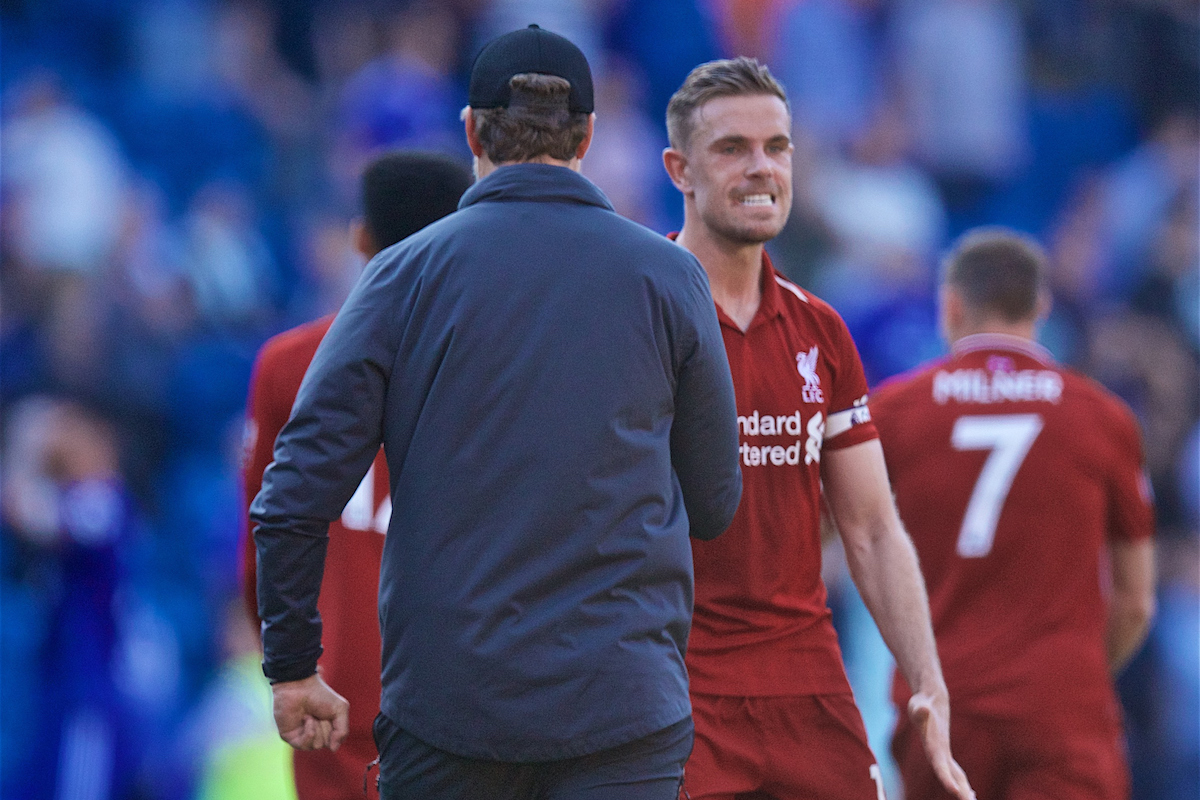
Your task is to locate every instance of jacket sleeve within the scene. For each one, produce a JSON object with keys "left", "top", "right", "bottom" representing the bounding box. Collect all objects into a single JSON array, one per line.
[
  {"left": 669, "top": 258, "right": 742, "bottom": 541},
  {"left": 249, "top": 254, "right": 402, "bottom": 683}
]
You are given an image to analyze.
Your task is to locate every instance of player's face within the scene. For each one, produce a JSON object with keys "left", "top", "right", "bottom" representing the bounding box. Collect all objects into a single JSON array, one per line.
[{"left": 681, "top": 94, "right": 793, "bottom": 245}]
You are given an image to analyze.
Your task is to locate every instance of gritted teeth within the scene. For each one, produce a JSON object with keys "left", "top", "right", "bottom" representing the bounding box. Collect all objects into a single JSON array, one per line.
[{"left": 740, "top": 193, "right": 775, "bottom": 206}]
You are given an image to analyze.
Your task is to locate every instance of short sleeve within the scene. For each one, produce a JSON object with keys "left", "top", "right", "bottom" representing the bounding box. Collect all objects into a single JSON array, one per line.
[
  {"left": 1106, "top": 404, "right": 1155, "bottom": 544},
  {"left": 824, "top": 311, "right": 878, "bottom": 451}
]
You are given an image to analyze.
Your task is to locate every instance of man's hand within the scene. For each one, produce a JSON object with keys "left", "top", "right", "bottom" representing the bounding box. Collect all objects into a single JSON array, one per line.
[
  {"left": 271, "top": 671, "right": 350, "bottom": 751},
  {"left": 908, "top": 690, "right": 975, "bottom": 800}
]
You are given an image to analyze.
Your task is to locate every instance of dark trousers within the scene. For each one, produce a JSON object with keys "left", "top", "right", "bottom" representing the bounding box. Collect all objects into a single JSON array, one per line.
[{"left": 373, "top": 713, "right": 693, "bottom": 800}]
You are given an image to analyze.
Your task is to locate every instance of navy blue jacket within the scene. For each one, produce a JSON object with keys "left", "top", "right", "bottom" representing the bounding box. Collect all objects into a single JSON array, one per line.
[{"left": 252, "top": 164, "right": 741, "bottom": 761}]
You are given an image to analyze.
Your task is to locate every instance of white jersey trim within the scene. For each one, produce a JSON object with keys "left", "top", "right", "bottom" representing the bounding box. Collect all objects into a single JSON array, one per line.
[
  {"left": 952, "top": 333, "right": 1054, "bottom": 365},
  {"left": 826, "top": 404, "right": 871, "bottom": 440},
  {"left": 775, "top": 275, "right": 808, "bottom": 303}
]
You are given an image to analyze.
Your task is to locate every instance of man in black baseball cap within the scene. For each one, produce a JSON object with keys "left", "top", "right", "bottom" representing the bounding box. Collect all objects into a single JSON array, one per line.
[
  {"left": 468, "top": 24, "right": 594, "bottom": 113},
  {"left": 254, "top": 23, "right": 742, "bottom": 800},
  {"left": 460, "top": 24, "right": 596, "bottom": 177}
]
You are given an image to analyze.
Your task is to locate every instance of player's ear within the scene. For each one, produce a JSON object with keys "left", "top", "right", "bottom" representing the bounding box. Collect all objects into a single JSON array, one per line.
[
  {"left": 662, "top": 147, "right": 691, "bottom": 194},
  {"left": 575, "top": 113, "right": 595, "bottom": 160},
  {"left": 463, "top": 106, "right": 485, "bottom": 158},
  {"left": 939, "top": 284, "right": 966, "bottom": 344}
]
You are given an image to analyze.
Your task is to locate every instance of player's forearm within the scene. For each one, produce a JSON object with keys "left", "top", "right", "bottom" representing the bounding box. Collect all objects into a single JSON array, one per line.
[
  {"left": 824, "top": 440, "right": 947, "bottom": 696},
  {"left": 1106, "top": 537, "right": 1156, "bottom": 673},
  {"left": 843, "top": 521, "right": 946, "bottom": 696},
  {"left": 1106, "top": 590, "right": 1155, "bottom": 673}
]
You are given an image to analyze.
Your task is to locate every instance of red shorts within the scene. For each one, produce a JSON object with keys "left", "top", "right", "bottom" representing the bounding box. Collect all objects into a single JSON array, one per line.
[
  {"left": 685, "top": 693, "right": 885, "bottom": 800},
  {"left": 892, "top": 710, "right": 1129, "bottom": 800}
]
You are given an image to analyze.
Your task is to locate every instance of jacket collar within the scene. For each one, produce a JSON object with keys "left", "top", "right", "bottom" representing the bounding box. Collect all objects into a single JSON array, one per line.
[{"left": 459, "top": 163, "right": 614, "bottom": 212}]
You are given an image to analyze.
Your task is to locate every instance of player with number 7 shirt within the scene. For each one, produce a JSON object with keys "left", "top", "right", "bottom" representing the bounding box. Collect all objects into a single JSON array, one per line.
[{"left": 871, "top": 228, "right": 1156, "bottom": 800}]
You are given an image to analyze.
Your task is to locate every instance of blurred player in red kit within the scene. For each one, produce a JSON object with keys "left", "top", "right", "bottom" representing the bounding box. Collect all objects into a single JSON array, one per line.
[
  {"left": 240, "top": 150, "right": 471, "bottom": 799},
  {"left": 872, "top": 228, "right": 1156, "bottom": 800},
  {"left": 662, "top": 57, "right": 974, "bottom": 800}
]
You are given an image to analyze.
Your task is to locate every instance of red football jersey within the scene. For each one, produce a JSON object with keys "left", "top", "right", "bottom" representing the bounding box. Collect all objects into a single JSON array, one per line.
[
  {"left": 241, "top": 316, "right": 389, "bottom": 800},
  {"left": 686, "top": 252, "right": 878, "bottom": 696},
  {"left": 871, "top": 333, "right": 1154, "bottom": 724}
]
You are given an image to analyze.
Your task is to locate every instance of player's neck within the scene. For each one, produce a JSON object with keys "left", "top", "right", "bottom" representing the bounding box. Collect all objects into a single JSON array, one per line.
[
  {"left": 475, "top": 153, "right": 580, "bottom": 179},
  {"left": 950, "top": 318, "right": 1039, "bottom": 347},
  {"left": 677, "top": 222, "right": 764, "bottom": 332}
]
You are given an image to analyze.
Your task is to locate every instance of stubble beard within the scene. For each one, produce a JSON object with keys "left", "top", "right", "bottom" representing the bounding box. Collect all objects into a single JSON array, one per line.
[{"left": 700, "top": 205, "right": 789, "bottom": 246}]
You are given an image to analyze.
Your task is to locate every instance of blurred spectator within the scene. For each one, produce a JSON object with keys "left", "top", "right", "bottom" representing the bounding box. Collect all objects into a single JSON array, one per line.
[
  {"left": 706, "top": 0, "right": 787, "bottom": 61},
  {"left": 1040, "top": 175, "right": 1108, "bottom": 365},
  {"left": 333, "top": 1, "right": 465, "bottom": 196},
  {"left": 1132, "top": 187, "right": 1198, "bottom": 345},
  {"left": 474, "top": 0, "right": 606, "bottom": 67},
  {"left": 892, "top": 0, "right": 1029, "bottom": 208},
  {"left": 1088, "top": 312, "right": 1198, "bottom": 529},
  {"left": 2, "top": 73, "right": 127, "bottom": 274},
  {"left": 212, "top": 0, "right": 319, "bottom": 141},
  {"left": 209, "top": 0, "right": 323, "bottom": 213},
  {"left": 581, "top": 56, "right": 667, "bottom": 228},
  {"left": 0, "top": 397, "right": 149, "bottom": 799},
  {"left": 131, "top": 0, "right": 214, "bottom": 102},
  {"left": 605, "top": 0, "right": 722, "bottom": 129},
  {"left": 1105, "top": 112, "right": 1199, "bottom": 296},
  {"left": 813, "top": 101, "right": 946, "bottom": 289},
  {"left": 109, "top": 180, "right": 193, "bottom": 335},
  {"left": 106, "top": 2, "right": 279, "bottom": 215},
  {"left": 309, "top": 2, "right": 383, "bottom": 87},
  {"left": 808, "top": 100, "right": 948, "bottom": 381},
  {"left": 1042, "top": 169, "right": 1198, "bottom": 527},
  {"left": 603, "top": 0, "right": 724, "bottom": 230},
  {"left": 772, "top": 0, "right": 886, "bottom": 153},
  {"left": 286, "top": 212, "right": 366, "bottom": 324},
  {"left": 180, "top": 601, "right": 296, "bottom": 800},
  {"left": 182, "top": 180, "right": 279, "bottom": 330},
  {"left": 1115, "top": 0, "right": 1200, "bottom": 129}
]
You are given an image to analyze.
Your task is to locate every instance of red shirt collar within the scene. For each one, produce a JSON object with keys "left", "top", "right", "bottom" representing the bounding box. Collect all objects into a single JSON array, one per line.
[
  {"left": 753, "top": 250, "right": 785, "bottom": 326},
  {"left": 666, "top": 233, "right": 787, "bottom": 332}
]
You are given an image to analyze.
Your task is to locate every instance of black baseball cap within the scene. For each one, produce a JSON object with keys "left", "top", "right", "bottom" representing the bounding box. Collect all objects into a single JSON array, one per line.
[{"left": 468, "top": 24, "right": 594, "bottom": 114}]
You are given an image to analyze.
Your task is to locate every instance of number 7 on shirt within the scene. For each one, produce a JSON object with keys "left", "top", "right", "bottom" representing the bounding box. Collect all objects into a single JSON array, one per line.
[{"left": 951, "top": 414, "right": 1044, "bottom": 558}]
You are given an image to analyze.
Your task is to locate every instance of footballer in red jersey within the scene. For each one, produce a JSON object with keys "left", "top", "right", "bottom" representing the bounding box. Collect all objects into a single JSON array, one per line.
[
  {"left": 240, "top": 151, "right": 470, "bottom": 799},
  {"left": 663, "top": 58, "right": 974, "bottom": 800},
  {"left": 871, "top": 228, "right": 1156, "bottom": 800}
]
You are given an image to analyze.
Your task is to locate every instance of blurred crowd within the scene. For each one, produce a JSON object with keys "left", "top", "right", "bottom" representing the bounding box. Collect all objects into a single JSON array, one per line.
[{"left": 0, "top": 0, "right": 1196, "bottom": 797}]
